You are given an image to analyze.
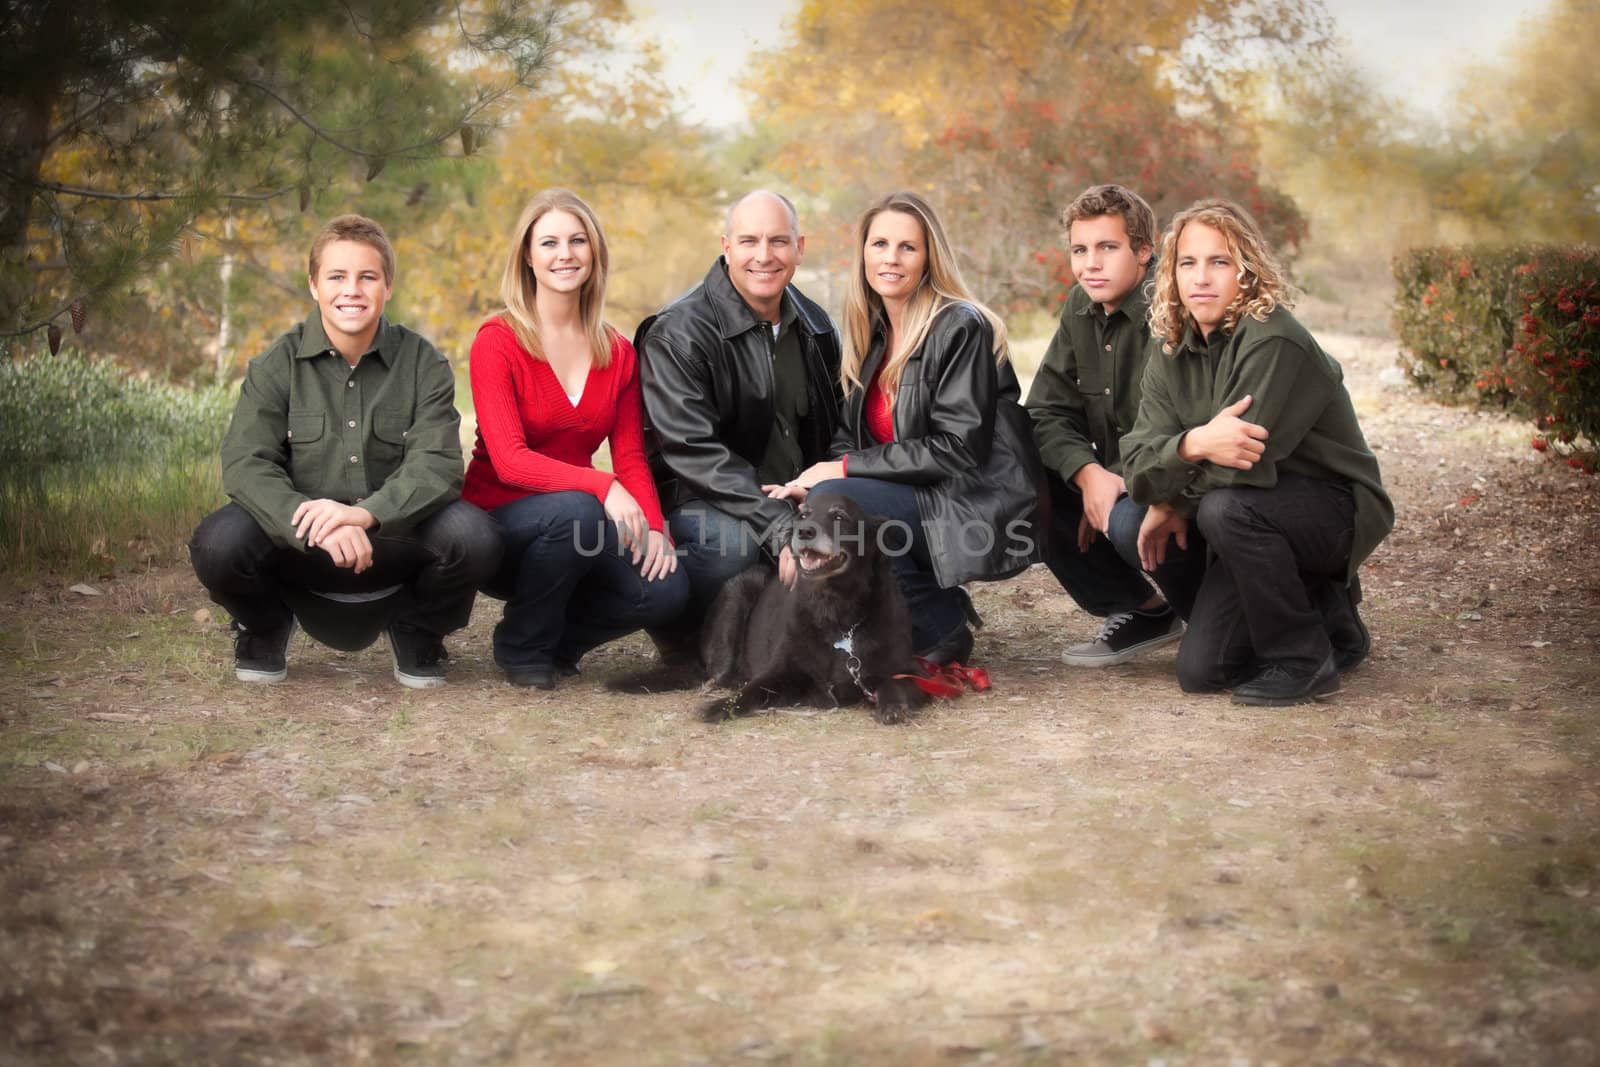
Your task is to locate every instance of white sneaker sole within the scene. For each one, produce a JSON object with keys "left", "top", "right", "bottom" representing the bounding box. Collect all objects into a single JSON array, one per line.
[{"left": 234, "top": 664, "right": 288, "bottom": 683}]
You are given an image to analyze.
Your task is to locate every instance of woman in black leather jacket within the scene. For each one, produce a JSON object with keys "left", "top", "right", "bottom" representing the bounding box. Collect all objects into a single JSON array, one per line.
[{"left": 768, "top": 191, "right": 1044, "bottom": 663}]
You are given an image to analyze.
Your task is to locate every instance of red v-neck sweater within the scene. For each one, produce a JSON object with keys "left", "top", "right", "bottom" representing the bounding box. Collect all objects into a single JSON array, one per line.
[{"left": 462, "top": 316, "right": 665, "bottom": 529}]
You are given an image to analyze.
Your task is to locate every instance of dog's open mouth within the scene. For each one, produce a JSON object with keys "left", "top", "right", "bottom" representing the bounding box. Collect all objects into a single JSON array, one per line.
[{"left": 796, "top": 546, "right": 847, "bottom": 578}]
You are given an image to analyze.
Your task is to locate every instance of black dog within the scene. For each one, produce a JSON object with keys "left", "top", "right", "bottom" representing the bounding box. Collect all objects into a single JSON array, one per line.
[{"left": 698, "top": 492, "right": 929, "bottom": 724}]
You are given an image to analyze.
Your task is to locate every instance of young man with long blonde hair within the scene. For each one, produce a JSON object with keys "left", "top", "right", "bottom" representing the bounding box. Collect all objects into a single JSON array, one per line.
[{"left": 1116, "top": 199, "right": 1392, "bottom": 705}]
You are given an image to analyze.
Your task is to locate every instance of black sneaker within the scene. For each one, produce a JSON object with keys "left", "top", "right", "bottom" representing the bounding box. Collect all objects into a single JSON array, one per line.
[
  {"left": 387, "top": 625, "right": 448, "bottom": 689},
  {"left": 1231, "top": 653, "right": 1341, "bottom": 706},
  {"left": 1061, "top": 606, "right": 1183, "bottom": 667},
  {"left": 233, "top": 618, "right": 295, "bottom": 683}
]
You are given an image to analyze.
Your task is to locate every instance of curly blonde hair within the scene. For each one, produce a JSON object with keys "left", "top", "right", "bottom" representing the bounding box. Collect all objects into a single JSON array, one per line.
[{"left": 1149, "top": 199, "right": 1295, "bottom": 352}]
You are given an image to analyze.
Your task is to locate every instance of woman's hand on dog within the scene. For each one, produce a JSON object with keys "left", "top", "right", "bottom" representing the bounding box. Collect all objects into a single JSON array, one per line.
[
  {"left": 604, "top": 481, "right": 650, "bottom": 563},
  {"left": 764, "top": 459, "right": 847, "bottom": 502}
]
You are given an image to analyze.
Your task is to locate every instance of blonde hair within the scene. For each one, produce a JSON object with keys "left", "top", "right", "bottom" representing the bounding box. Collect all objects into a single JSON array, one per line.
[
  {"left": 1149, "top": 198, "right": 1295, "bottom": 353},
  {"left": 841, "top": 191, "right": 1008, "bottom": 401},
  {"left": 498, "top": 188, "right": 615, "bottom": 367}
]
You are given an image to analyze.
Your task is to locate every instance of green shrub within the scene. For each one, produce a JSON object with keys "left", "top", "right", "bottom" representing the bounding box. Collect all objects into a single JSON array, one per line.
[
  {"left": 1513, "top": 259, "right": 1600, "bottom": 471},
  {"left": 1393, "top": 245, "right": 1600, "bottom": 468},
  {"left": 0, "top": 354, "right": 232, "bottom": 576}
]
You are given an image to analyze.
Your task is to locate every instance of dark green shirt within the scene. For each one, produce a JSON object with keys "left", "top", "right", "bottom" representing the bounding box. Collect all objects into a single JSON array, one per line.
[
  {"left": 1121, "top": 307, "right": 1394, "bottom": 576},
  {"left": 757, "top": 296, "right": 808, "bottom": 485},
  {"left": 1025, "top": 276, "right": 1153, "bottom": 481},
  {"left": 220, "top": 311, "right": 464, "bottom": 551}
]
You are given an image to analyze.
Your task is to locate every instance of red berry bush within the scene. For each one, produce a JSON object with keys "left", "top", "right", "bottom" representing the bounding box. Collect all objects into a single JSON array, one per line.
[{"left": 1393, "top": 245, "right": 1600, "bottom": 470}]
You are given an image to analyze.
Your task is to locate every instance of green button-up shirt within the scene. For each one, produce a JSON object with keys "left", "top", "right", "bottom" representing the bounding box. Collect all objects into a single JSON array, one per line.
[
  {"left": 1025, "top": 276, "right": 1154, "bottom": 482},
  {"left": 757, "top": 295, "right": 808, "bottom": 485},
  {"left": 220, "top": 311, "right": 464, "bottom": 551},
  {"left": 1121, "top": 307, "right": 1394, "bottom": 577}
]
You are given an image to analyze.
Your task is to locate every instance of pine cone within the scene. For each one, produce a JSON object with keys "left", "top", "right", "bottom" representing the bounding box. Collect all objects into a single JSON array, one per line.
[
  {"left": 69, "top": 299, "right": 86, "bottom": 334},
  {"left": 47, "top": 323, "right": 62, "bottom": 355}
]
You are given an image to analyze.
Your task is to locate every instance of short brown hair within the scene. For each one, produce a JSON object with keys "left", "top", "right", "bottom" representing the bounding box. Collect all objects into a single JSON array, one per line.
[
  {"left": 1060, "top": 185, "right": 1157, "bottom": 254},
  {"left": 309, "top": 214, "right": 396, "bottom": 284}
]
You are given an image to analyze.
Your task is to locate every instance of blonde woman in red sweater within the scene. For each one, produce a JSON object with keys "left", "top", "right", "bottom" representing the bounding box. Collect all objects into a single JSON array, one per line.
[{"left": 464, "top": 189, "right": 686, "bottom": 689}]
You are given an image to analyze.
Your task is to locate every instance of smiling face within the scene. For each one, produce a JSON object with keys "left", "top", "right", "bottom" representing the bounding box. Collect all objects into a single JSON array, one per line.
[
  {"left": 308, "top": 239, "right": 392, "bottom": 359},
  {"left": 527, "top": 208, "right": 593, "bottom": 296},
  {"left": 863, "top": 209, "right": 927, "bottom": 310},
  {"left": 1175, "top": 221, "right": 1243, "bottom": 339},
  {"left": 1069, "top": 213, "right": 1151, "bottom": 314},
  {"left": 721, "top": 193, "right": 803, "bottom": 322}
]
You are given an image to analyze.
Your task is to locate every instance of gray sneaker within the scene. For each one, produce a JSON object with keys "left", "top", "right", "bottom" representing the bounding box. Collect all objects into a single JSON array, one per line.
[{"left": 1061, "top": 607, "right": 1184, "bottom": 667}]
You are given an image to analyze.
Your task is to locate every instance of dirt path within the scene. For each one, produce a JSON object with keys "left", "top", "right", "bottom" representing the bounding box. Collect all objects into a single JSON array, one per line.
[{"left": 2, "top": 334, "right": 1598, "bottom": 1066}]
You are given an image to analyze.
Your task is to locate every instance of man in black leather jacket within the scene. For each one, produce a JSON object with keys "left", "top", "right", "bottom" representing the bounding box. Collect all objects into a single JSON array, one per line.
[{"left": 635, "top": 191, "right": 844, "bottom": 644}]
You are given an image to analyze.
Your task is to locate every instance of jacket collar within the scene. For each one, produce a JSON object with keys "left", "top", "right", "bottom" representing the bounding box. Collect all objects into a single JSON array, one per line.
[
  {"left": 702, "top": 256, "right": 830, "bottom": 342},
  {"left": 293, "top": 310, "right": 395, "bottom": 366}
]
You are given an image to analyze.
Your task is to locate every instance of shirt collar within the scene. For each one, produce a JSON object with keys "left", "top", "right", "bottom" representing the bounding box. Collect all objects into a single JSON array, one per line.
[{"left": 293, "top": 310, "right": 395, "bottom": 366}]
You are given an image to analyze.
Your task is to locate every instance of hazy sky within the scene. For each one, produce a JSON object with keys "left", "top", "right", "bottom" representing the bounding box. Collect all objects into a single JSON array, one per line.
[{"left": 630, "top": 0, "right": 1555, "bottom": 127}]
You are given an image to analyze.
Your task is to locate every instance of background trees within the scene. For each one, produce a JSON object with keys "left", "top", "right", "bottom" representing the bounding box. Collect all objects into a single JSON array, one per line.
[{"left": 740, "top": 0, "right": 1329, "bottom": 309}]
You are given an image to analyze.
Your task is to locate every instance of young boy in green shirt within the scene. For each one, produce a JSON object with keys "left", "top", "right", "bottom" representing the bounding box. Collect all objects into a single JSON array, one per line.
[
  {"left": 189, "top": 214, "right": 500, "bottom": 688},
  {"left": 1026, "top": 185, "right": 1183, "bottom": 666}
]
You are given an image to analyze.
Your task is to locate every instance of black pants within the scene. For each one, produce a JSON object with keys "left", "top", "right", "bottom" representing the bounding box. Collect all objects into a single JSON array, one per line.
[
  {"left": 1040, "top": 473, "right": 1157, "bottom": 618},
  {"left": 1109, "top": 475, "right": 1356, "bottom": 692},
  {"left": 189, "top": 501, "right": 501, "bottom": 648}
]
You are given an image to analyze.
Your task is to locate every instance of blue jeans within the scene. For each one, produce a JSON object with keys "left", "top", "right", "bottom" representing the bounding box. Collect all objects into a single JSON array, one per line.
[
  {"left": 488, "top": 491, "right": 689, "bottom": 672},
  {"left": 661, "top": 500, "right": 770, "bottom": 634},
  {"left": 810, "top": 477, "right": 967, "bottom": 654},
  {"left": 1041, "top": 473, "right": 1157, "bottom": 617}
]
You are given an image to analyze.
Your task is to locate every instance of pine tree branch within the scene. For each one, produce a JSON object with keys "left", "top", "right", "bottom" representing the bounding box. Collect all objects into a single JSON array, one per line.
[{"left": 12, "top": 176, "right": 296, "bottom": 203}]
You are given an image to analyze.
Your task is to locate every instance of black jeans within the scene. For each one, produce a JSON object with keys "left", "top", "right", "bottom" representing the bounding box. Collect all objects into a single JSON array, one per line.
[
  {"left": 189, "top": 500, "right": 501, "bottom": 647},
  {"left": 1108, "top": 475, "right": 1355, "bottom": 692},
  {"left": 1040, "top": 473, "right": 1157, "bottom": 618}
]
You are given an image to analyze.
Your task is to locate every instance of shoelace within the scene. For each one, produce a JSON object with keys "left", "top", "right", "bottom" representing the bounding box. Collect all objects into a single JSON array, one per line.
[{"left": 1093, "top": 611, "right": 1135, "bottom": 642}]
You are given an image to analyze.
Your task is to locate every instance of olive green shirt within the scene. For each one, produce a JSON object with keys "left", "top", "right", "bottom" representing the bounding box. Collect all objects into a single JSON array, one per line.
[
  {"left": 1121, "top": 307, "right": 1394, "bottom": 577},
  {"left": 220, "top": 311, "right": 464, "bottom": 551},
  {"left": 1025, "top": 276, "right": 1154, "bottom": 481},
  {"left": 757, "top": 296, "right": 808, "bottom": 485}
]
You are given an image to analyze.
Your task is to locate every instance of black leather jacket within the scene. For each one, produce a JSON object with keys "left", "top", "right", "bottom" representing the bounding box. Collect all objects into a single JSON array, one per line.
[
  {"left": 635, "top": 257, "right": 844, "bottom": 556},
  {"left": 833, "top": 302, "right": 1046, "bottom": 586}
]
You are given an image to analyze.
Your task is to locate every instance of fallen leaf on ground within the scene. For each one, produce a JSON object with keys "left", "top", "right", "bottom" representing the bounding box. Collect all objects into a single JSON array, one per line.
[{"left": 69, "top": 584, "right": 102, "bottom": 597}]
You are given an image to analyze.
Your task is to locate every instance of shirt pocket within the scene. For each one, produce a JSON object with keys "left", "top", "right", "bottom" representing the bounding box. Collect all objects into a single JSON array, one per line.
[
  {"left": 285, "top": 412, "right": 326, "bottom": 482},
  {"left": 370, "top": 411, "right": 411, "bottom": 470}
]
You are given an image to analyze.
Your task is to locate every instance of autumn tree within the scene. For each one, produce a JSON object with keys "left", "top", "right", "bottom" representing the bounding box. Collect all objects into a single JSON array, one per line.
[
  {"left": 0, "top": 0, "right": 589, "bottom": 357},
  {"left": 742, "top": 0, "right": 1330, "bottom": 310}
]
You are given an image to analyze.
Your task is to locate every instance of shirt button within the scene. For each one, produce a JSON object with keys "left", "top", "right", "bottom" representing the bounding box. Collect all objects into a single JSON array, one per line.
[
  {"left": 1104, "top": 344, "right": 1112, "bottom": 352},
  {"left": 1103, "top": 387, "right": 1111, "bottom": 395},
  {"left": 349, "top": 455, "right": 359, "bottom": 464},
  {"left": 346, "top": 379, "right": 355, "bottom": 389},
  {"left": 347, "top": 419, "right": 357, "bottom": 428}
]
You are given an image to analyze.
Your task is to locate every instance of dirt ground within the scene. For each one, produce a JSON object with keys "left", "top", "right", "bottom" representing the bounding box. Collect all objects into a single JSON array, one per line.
[{"left": 2, "top": 331, "right": 1598, "bottom": 1066}]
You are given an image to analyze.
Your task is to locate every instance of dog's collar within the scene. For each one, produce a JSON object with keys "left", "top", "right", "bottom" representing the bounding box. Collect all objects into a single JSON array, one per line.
[{"left": 831, "top": 623, "right": 860, "bottom": 658}]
